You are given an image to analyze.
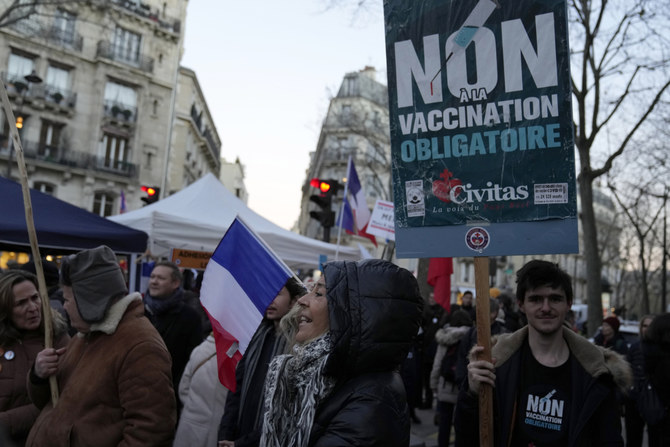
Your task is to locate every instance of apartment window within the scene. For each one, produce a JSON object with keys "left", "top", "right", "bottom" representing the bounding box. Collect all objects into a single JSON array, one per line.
[
  {"left": 33, "top": 182, "right": 54, "bottom": 195},
  {"left": 341, "top": 104, "right": 352, "bottom": 121},
  {"left": 104, "top": 81, "right": 137, "bottom": 119},
  {"left": 99, "top": 132, "right": 129, "bottom": 171},
  {"left": 38, "top": 120, "right": 63, "bottom": 157},
  {"left": 93, "top": 192, "right": 114, "bottom": 217},
  {"left": 53, "top": 10, "right": 76, "bottom": 45},
  {"left": 7, "top": 53, "right": 34, "bottom": 83},
  {"left": 461, "top": 263, "right": 470, "bottom": 283},
  {"left": 46, "top": 65, "right": 70, "bottom": 97},
  {"left": 113, "top": 26, "right": 141, "bottom": 64}
]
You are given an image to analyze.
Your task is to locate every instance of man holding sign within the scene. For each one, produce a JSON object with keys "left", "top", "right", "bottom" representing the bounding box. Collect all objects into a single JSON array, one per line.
[{"left": 455, "top": 260, "right": 629, "bottom": 446}]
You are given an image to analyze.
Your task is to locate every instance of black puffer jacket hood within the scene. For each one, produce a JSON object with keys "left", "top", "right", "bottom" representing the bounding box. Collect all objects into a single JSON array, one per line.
[{"left": 322, "top": 259, "right": 423, "bottom": 378}]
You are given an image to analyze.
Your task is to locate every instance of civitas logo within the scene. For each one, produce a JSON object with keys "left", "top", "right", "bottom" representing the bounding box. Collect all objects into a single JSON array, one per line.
[
  {"left": 431, "top": 169, "right": 462, "bottom": 203},
  {"left": 434, "top": 178, "right": 529, "bottom": 205}
]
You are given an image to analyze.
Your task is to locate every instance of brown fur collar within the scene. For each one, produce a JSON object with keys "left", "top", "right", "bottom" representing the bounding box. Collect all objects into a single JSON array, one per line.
[{"left": 492, "top": 326, "right": 632, "bottom": 393}]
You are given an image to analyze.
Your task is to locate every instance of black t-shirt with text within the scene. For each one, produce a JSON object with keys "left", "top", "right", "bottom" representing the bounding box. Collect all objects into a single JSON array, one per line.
[{"left": 510, "top": 339, "right": 571, "bottom": 447}]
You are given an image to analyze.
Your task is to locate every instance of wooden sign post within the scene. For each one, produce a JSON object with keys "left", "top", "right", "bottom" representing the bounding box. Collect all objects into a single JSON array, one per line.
[
  {"left": 474, "top": 257, "right": 493, "bottom": 446},
  {"left": 0, "top": 80, "right": 59, "bottom": 406}
]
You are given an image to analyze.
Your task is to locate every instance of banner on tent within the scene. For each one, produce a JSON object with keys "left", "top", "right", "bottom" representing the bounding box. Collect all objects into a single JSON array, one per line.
[{"left": 384, "top": 0, "right": 578, "bottom": 258}]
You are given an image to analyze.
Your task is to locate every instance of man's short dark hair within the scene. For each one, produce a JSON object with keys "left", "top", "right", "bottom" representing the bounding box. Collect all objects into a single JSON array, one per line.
[
  {"left": 153, "top": 261, "right": 182, "bottom": 285},
  {"left": 516, "top": 260, "right": 573, "bottom": 305}
]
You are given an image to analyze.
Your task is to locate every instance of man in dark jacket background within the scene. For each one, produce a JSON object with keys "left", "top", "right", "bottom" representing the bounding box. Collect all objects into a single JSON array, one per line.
[{"left": 144, "top": 261, "right": 203, "bottom": 412}]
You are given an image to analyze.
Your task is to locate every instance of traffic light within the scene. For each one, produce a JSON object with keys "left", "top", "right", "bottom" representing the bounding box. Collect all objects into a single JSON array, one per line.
[
  {"left": 141, "top": 185, "right": 160, "bottom": 205},
  {"left": 15, "top": 116, "right": 23, "bottom": 129},
  {"left": 309, "top": 178, "right": 340, "bottom": 241}
]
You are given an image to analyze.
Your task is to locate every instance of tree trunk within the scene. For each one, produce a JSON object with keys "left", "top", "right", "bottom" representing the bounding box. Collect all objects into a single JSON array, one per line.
[
  {"left": 578, "top": 173, "right": 603, "bottom": 337},
  {"left": 638, "top": 241, "right": 650, "bottom": 315}
]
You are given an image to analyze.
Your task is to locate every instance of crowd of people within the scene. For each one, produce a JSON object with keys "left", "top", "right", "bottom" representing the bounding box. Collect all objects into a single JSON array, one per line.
[{"left": 0, "top": 249, "right": 668, "bottom": 446}]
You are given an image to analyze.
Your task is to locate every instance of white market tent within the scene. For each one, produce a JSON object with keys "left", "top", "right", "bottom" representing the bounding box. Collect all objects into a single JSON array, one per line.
[{"left": 109, "top": 174, "right": 362, "bottom": 270}]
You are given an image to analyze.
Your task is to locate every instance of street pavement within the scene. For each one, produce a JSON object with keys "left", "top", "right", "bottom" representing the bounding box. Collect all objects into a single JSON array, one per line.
[{"left": 410, "top": 405, "right": 440, "bottom": 447}]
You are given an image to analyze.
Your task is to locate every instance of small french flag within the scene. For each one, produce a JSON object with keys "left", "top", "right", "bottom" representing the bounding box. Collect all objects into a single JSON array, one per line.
[{"left": 199, "top": 217, "right": 293, "bottom": 392}]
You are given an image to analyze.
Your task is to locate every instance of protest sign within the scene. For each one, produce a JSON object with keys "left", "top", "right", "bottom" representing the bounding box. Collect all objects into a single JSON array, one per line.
[{"left": 384, "top": 0, "right": 578, "bottom": 257}]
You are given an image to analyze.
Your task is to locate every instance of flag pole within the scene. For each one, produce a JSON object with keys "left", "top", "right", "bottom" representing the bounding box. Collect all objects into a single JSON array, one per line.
[
  {"left": 334, "top": 155, "right": 352, "bottom": 261},
  {"left": 0, "top": 80, "right": 59, "bottom": 407}
]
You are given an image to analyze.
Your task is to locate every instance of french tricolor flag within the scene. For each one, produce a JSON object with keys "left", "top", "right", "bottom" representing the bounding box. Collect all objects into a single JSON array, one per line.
[
  {"left": 340, "top": 158, "right": 377, "bottom": 247},
  {"left": 200, "top": 217, "right": 293, "bottom": 392}
]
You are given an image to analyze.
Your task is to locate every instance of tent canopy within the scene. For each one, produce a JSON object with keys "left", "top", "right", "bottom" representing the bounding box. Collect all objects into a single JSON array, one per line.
[
  {"left": 109, "top": 174, "right": 362, "bottom": 270},
  {"left": 1, "top": 176, "right": 148, "bottom": 254}
]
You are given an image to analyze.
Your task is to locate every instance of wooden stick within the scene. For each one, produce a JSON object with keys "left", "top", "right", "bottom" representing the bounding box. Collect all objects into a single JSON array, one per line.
[
  {"left": 0, "top": 80, "right": 59, "bottom": 406},
  {"left": 474, "top": 256, "right": 493, "bottom": 446}
]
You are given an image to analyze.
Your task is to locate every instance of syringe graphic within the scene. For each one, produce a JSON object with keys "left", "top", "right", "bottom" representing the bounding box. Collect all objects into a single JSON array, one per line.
[
  {"left": 539, "top": 389, "right": 556, "bottom": 415},
  {"left": 430, "top": 0, "right": 499, "bottom": 95}
]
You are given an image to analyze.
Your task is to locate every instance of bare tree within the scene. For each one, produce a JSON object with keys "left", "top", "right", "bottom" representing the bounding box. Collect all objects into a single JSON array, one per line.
[
  {"left": 570, "top": 0, "right": 670, "bottom": 335},
  {"left": 607, "top": 178, "right": 665, "bottom": 315},
  {"left": 0, "top": 1, "right": 90, "bottom": 29}
]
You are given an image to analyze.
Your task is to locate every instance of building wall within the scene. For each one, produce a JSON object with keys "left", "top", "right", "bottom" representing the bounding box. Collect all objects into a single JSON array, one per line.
[
  {"left": 297, "top": 66, "right": 390, "bottom": 253},
  {"left": 0, "top": 0, "right": 221, "bottom": 216},
  {"left": 219, "top": 157, "right": 249, "bottom": 204}
]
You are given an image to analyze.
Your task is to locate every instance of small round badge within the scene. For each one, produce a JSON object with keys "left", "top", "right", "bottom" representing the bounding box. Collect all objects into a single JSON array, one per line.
[
  {"left": 465, "top": 226, "right": 490, "bottom": 253},
  {"left": 4, "top": 350, "right": 15, "bottom": 360}
]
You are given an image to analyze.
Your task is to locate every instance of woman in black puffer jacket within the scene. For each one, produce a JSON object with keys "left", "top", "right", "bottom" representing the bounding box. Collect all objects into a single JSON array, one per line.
[{"left": 260, "top": 259, "right": 423, "bottom": 447}]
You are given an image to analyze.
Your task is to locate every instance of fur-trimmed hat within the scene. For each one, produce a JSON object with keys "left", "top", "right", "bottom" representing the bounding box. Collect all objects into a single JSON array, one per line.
[{"left": 60, "top": 245, "right": 128, "bottom": 323}]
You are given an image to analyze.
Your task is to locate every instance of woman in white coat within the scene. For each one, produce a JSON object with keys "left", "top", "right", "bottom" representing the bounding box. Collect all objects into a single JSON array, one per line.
[{"left": 174, "top": 333, "right": 228, "bottom": 447}]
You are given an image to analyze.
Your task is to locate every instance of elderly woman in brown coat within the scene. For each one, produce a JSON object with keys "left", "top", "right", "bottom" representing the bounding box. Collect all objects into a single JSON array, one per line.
[
  {"left": 0, "top": 270, "right": 69, "bottom": 446},
  {"left": 25, "top": 246, "right": 176, "bottom": 447}
]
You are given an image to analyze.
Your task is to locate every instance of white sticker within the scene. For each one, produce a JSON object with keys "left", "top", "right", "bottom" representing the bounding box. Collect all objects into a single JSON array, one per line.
[
  {"left": 405, "top": 180, "right": 425, "bottom": 217},
  {"left": 534, "top": 183, "right": 568, "bottom": 204}
]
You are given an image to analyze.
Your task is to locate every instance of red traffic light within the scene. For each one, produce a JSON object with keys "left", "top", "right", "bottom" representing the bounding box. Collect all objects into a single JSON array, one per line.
[
  {"left": 310, "top": 178, "right": 332, "bottom": 193},
  {"left": 141, "top": 185, "right": 157, "bottom": 196}
]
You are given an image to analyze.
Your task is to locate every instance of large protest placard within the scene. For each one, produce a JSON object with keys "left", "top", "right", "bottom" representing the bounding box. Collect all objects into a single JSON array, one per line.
[{"left": 384, "top": 0, "right": 578, "bottom": 257}]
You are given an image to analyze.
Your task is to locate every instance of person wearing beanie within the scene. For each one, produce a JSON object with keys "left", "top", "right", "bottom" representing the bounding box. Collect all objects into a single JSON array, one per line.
[
  {"left": 144, "top": 261, "right": 203, "bottom": 413},
  {"left": 594, "top": 316, "right": 628, "bottom": 355},
  {"left": 25, "top": 245, "right": 176, "bottom": 447}
]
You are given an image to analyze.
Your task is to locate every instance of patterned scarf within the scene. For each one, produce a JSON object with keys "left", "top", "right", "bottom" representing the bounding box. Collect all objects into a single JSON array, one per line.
[{"left": 260, "top": 334, "right": 336, "bottom": 447}]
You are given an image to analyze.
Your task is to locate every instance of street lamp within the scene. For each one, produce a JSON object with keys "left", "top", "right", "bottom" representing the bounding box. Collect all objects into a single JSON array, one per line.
[{"left": 5, "top": 70, "right": 43, "bottom": 178}]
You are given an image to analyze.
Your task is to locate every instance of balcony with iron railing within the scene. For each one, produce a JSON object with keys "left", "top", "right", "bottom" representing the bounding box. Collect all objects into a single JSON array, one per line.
[
  {"left": 1, "top": 72, "right": 77, "bottom": 110},
  {"left": 107, "top": 0, "right": 181, "bottom": 34},
  {"left": 9, "top": 20, "right": 83, "bottom": 52},
  {"left": 96, "top": 41, "right": 154, "bottom": 73},
  {"left": 103, "top": 100, "right": 138, "bottom": 123},
  {"left": 0, "top": 137, "right": 138, "bottom": 178}
]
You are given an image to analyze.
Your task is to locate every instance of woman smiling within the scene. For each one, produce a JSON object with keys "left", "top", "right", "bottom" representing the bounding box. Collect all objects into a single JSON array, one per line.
[{"left": 260, "top": 259, "right": 424, "bottom": 447}]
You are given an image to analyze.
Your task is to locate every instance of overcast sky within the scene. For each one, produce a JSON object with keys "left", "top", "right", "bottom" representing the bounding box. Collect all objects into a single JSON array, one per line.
[{"left": 181, "top": 1, "right": 387, "bottom": 230}]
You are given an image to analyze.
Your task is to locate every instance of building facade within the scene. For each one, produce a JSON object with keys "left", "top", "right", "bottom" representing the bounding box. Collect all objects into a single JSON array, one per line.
[
  {"left": 297, "top": 66, "right": 391, "bottom": 254},
  {"left": 0, "top": 0, "right": 221, "bottom": 217}
]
